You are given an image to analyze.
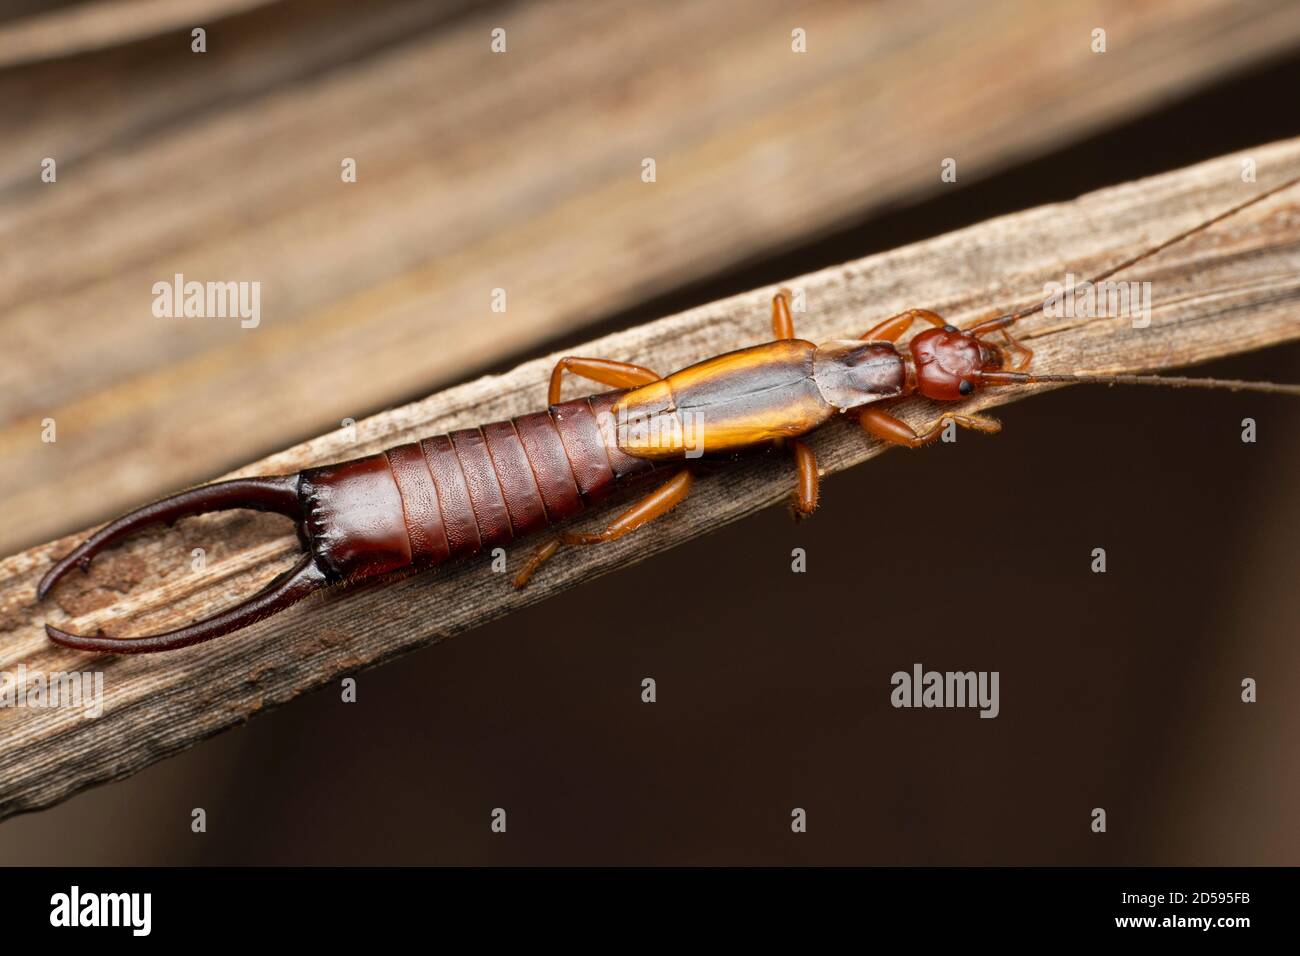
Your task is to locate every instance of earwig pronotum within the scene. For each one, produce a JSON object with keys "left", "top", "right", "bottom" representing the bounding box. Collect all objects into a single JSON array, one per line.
[{"left": 38, "top": 176, "right": 1300, "bottom": 653}]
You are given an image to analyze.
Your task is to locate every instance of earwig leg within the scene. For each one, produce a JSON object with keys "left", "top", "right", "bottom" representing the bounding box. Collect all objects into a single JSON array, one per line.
[
  {"left": 562, "top": 470, "right": 693, "bottom": 545},
  {"left": 859, "top": 408, "right": 1001, "bottom": 449},
  {"left": 512, "top": 539, "right": 560, "bottom": 588},
  {"left": 965, "top": 310, "right": 1033, "bottom": 369},
  {"left": 789, "top": 439, "right": 819, "bottom": 519},
  {"left": 548, "top": 357, "right": 660, "bottom": 405},
  {"left": 771, "top": 288, "right": 796, "bottom": 339},
  {"left": 999, "top": 329, "right": 1034, "bottom": 371},
  {"left": 511, "top": 470, "right": 693, "bottom": 587},
  {"left": 859, "top": 309, "right": 947, "bottom": 343}
]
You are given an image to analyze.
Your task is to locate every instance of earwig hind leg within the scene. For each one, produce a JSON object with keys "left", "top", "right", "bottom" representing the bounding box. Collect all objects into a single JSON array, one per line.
[
  {"left": 561, "top": 470, "right": 693, "bottom": 545},
  {"left": 548, "top": 357, "right": 660, "bottom": 406},
  {"left": 771, "top": 288, "right": 796, "bottom": 339},
  {"left": 511, "top": 470, "right": 694, "bottom": 587},
  {"left": 859, "top": 408, "right": 1001, "bottom": 449},
  {"left": 512, "top": 539, "right": 560, "bottom": 588},
  {"left": 789, "top": 439, "right": 819, "bottom": 520},
  {"left": 860, "top": 309, "right": 947, "bottom": 343}
]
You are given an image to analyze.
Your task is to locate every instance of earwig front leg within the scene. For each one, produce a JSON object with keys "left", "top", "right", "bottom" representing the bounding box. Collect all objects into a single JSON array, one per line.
[
  {"left": 789, "top": 439, "right": 819, "bottom": 519},
  {"left": 999, "top": 329, "right": 1034, "bottom": 371},
  {"left": 512, "top": 470, "right": 694, "bottom": 587},
  {"left": 859, "top": 407, "right": 1001, "bottom": 449},
  {"left": 548, "top": 357, "right": 661, "bottom": 406},
  {"left": 859, "top": 309, "right": 947, "bottom": 342},
  {"left": 962, "top": 310, "right": 1034, "bottom": 370},
  {"left": 771, "top": 288, "right": 796, "bottom": 339}
]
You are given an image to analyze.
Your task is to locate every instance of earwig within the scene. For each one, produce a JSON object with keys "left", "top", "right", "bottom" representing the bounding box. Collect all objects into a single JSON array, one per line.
[{"left": 38, "top": 176, "right": 1300, "bottom": 653}]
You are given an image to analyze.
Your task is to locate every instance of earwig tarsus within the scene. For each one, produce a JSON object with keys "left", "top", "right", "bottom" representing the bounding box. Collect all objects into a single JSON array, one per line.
[{"left": 38, "top": 176, "right": 1300, "bottom": 652}]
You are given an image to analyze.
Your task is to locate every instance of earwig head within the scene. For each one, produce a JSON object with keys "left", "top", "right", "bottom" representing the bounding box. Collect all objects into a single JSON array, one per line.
[{"left": 910, "top": 326, "right": 1005, "bottom": 401}]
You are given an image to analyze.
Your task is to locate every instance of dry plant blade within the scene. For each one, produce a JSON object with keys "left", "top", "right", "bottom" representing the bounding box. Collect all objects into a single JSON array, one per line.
[{"left": 2, "top": 140, "right": 1300, "bottom": 820}]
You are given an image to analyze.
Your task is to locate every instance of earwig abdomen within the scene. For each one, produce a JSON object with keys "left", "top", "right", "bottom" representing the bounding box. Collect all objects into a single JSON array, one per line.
[
  {"left": 298, "top": 391, "right": 656, "bottom": 583},
  {"left": 299, "top": 455, "right": 413, "bottom": 581}
]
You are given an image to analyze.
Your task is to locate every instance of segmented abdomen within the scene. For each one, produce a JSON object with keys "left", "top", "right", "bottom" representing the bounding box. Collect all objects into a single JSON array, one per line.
[{"left": 300, "top": 391, "right": 653, "bottom": 582}]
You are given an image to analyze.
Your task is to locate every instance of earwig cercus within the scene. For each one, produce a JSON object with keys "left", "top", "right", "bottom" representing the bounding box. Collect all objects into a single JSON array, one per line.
[{"left": 37, "top": 175, "right": 1300, "bottom": 653}]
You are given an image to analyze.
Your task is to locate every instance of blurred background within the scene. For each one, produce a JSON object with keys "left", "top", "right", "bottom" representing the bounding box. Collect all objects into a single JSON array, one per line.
[{"left": 1, "top": 0, "right": 1298, "bottom": 864}]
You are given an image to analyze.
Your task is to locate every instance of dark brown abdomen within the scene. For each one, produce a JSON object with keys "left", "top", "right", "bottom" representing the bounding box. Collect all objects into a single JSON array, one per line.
[{"left": 299, "top": 391, "right": 653, "bottom": 582}]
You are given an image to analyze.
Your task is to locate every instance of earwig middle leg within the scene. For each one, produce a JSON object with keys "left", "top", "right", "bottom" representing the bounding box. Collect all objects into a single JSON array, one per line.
[
  {"left": 789, "top": 438, "right": 819, "bottom": 519},
  {"left": 858, "top": 407, "right": 1001, "bottom": 449},
  {"left": 548, "top": 357, "right": 661, "bottom": 406},
  {"left": 859, "top": 308, "right": 947, "bottom": 342},
  {"left": 512, "top": 470, "right": 694, "bottom": 587},
  {"left": 771, "top": 288, "right": 796, "bottom": 339}
]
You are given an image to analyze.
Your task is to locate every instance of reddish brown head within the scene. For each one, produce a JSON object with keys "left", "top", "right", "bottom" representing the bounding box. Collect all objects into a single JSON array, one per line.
[{"left": 909, "top": 325, "right": 1006, "bottom": 401}]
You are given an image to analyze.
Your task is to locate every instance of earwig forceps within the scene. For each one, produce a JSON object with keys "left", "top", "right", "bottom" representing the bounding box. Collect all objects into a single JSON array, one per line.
[{"left": 38, "top": 475, "right": 327, "bottom": 653}]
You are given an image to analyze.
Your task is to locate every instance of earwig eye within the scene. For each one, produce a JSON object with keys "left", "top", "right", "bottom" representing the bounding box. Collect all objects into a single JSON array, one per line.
[
  {"left": 943, "top": 324, "right": 958, "bottom": 333},
  {"left": 958, "top": 379, "right": 974, "bottom": 396}
]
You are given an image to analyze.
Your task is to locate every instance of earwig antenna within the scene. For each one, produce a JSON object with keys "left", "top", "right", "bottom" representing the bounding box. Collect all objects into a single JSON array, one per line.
[
  {"left": 1028, "top": 373, "right": 1300, "bottom": 395},
  {"left": 979, "top": 371, "right": 1300, "bottom": 396},
  {"left": 965, "top": 172, "right": 1300, "bottom": 334}
]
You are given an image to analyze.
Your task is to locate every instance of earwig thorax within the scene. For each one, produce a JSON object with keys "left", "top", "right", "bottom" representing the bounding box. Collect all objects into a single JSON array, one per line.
[{"left": 812, "top": 339, "right": 907, "bottom": 410}]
